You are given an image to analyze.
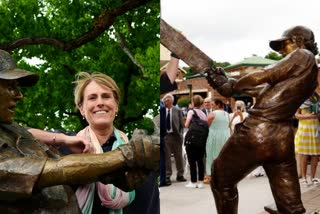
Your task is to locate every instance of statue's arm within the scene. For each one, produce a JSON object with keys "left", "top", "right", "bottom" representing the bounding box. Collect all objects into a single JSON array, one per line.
[
  {"left": 35, "top": 149, "right": 127, "bottom": 188},
  {"left": 36, "top": 136, "right": 159, "bottom": 190},
  {"left": 233, "top": 71, "right": 270, "bottom": 96},
  {"left": 205, "top": 67, "right": 237, "bottom": 98},
  {"left": 206, "top": 66, "right": 270, "bottom": 98},
  {"left": 234, "top": 52, "right": 302, "bottom": 95}
]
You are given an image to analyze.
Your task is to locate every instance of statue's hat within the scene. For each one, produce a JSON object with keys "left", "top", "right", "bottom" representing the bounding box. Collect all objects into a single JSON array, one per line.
[
  {"left": 269, "top": 26, "right": 314, "bottom": 51},
  {"left": 0, "top": 49, "right": 38, "bottom": 87}
]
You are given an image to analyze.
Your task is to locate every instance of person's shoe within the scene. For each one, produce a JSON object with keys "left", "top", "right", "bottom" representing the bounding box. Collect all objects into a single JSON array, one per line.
[
  {"left": 159, "top": 181, "right": 171, "bottom": 187},
  {"left": 165, "top": 177, "right": 172, "bottom": 185},
  {"left": 203, "top": 176, "right": 211, "bottom": 184},
  {"left": 311, "top": 178, "right": 320, "bottom": 185},
  {"left": 176, "top": 176, "right": 187, "bottom": 182},
  {"left": 185, "top": 182, "right": 197, "bottom": 188},
  {"left": 197, "top": 181, "right": 204, "bottom": 189},
  {"left": 300, "top": 178, "right": 309, "bottom": 188}
]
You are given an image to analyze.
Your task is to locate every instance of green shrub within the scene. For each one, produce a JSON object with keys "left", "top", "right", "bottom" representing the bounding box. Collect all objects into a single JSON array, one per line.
[{"left": 177, "top": 97, "right": 190, "bottom": 107}]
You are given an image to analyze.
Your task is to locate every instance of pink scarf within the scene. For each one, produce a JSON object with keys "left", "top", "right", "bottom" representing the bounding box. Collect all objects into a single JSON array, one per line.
[{"left": 75, "top": 126, "right": 134, "bottom": 214}]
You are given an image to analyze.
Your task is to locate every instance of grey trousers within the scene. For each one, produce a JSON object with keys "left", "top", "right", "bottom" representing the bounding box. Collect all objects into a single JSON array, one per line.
[{"left": 164, "top": 133, "right": 184, "bottom": 178}]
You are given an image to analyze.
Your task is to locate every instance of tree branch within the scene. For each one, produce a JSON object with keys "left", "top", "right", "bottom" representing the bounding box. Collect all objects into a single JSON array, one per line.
[
  {"left": 0, "top": 0, "right": 150, "bottom": 52},
  {"left": 114, "top": 28, "right": 146, "bottom": 74}
]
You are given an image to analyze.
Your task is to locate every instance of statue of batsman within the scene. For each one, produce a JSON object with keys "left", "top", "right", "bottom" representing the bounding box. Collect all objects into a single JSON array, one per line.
[{"left": 206, "top": 26, "right": 318, "bottom": 214}]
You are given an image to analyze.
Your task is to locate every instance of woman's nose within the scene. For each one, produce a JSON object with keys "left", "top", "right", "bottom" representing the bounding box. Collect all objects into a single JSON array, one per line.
[{"left": 96, "top": 97, "right": 104, "bottom": 106}]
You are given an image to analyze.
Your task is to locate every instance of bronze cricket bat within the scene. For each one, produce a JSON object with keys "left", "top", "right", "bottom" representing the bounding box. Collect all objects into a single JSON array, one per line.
[{"left": 160, "top": 18, "right": 214, "bottom": 74}]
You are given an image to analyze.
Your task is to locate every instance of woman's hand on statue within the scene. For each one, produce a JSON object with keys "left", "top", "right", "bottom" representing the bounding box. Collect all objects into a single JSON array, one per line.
[{"left": 63, "top": 135, "right": 93, "bottom": 153}]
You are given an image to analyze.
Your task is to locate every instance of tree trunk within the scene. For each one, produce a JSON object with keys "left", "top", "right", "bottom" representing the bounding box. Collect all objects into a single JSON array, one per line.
[{"left": 160, "top": 19, "right": 214, "bottom": 74}]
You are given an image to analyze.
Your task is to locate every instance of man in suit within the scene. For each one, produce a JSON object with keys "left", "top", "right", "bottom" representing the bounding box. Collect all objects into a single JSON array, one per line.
[
  {"left": 159, "top": 53, "right": 180, "bottom": 187},
  {"left": 202, "top": 97, "right": 213, "bottom": 116},
  {"left": 162, "top": 93, "right": 187, "bottom": 184}
]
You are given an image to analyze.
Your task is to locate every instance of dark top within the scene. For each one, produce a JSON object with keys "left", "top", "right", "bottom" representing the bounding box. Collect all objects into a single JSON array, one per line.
[
  {"left": 60, "top": 131, "right": 160, "bottom": 214},
  {"left": 59, "top": 131, "right": 117, "bottom": 214},
  {"left": 93, "top": 132, "right": 117, "bottom": 213},
  {"left": 123, "top": 172, "right": 160, "bottom": 214},
  {"left": 160, "top": 72, "right": 177, "bottom": 95}
]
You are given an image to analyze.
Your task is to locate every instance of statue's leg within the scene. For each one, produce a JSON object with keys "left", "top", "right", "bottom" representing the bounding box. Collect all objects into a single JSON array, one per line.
[
  {"left": 264, "top": 160, "right": 305, "bottom": 214},
  {"left": 264, "top": 205, "right": 282, "bottom": 214},
  {"left": 210, "top": 133, "right": 258, "bottom": 214},
  {"left": 261, "top": 123, "right": 305, "bottom": 214},
  {"left": 211, "top": 159, "right": 239, "bottom": 214}
]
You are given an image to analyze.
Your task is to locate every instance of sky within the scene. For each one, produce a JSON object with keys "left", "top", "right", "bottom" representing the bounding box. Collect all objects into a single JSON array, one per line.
[{"left": 161, "top": 0, "right": 320, "bottom": 64}]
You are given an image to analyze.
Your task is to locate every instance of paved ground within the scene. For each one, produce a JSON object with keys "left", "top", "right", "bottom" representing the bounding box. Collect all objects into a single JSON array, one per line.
[{"left": 160, "top": 159, "right": 320, "bottom": 214}]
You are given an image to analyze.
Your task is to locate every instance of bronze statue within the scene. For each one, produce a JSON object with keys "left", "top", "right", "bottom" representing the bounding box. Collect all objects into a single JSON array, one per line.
[
  {"left": 0, "top": 49, "right": 159, "bottom": 213},
  {"left": 161, "top": 20, "right": 318, "bottom": 213},
  {"left": 206, "top": 26, "right": 318, "bottom": 213}
]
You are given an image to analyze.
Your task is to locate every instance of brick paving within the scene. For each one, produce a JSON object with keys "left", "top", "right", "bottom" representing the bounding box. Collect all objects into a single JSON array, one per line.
[
  {"left": 260, "top": 164, "right": 320, "bottom": 214},
  {"left": 302, "top": 187, "right": 320, "bottom": 213}
]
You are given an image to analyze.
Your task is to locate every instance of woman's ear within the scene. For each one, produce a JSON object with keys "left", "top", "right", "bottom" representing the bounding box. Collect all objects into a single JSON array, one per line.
[
  {"left": 115, "top": 103, "right": 119, "bottom": 113},
  {"left": 78, "top": 103, "right": 85, "bottom": 116}
]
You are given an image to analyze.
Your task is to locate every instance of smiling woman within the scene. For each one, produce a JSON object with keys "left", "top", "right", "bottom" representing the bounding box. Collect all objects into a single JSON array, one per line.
[
  {"left": 69, "top": 72, "right": 136, "bottom": 214},
  {"left": 27, "top": 70, "right": 160, "bottom": 214},
  {"left": 74, "top": 72, "right": 120, "bottom": 135}
]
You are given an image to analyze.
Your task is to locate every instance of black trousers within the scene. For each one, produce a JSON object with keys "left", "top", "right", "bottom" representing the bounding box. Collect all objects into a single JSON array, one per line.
[{"left": 185, "top": 145, "right": 205, "bottom": 183}]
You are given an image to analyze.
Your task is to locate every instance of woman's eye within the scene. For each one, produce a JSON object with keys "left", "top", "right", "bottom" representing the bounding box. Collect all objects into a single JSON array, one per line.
[{"left": 102, "top": 93, "right": 113, "bottom": 99}]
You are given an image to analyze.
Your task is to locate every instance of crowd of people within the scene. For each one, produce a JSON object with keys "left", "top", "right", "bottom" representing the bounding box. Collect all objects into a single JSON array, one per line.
[
  {"left": 160, "top": 91, "right": 272, "bottom": 189},
  {"left": 160, "top": 52, "right": 269, "bottom": 190},
  {"left": 160, "top": 90, "right": 320, "bottom": 191}
]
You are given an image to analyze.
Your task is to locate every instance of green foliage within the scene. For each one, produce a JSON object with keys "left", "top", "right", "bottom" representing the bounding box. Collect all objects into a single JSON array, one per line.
[
  {"left": 182, "top": 60, "right": 231, "bottom": 77},
  {"left": 213, "top": 61, "right": 231, "bottom": 68},
  {"left": 123, "top": 116, "right": 155, "bottom": 137},
  {"left": 265, "top": 51, "right": 283, "bottom": 61},
  {"left": 177, "top": 97, "right": 190, "bottom": 108},
  {"left": 1, "top": 0, "right": 160, "bottom": 137},
  {"left": 181, "top": 66, "right": 195, "bottom": 78}
]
